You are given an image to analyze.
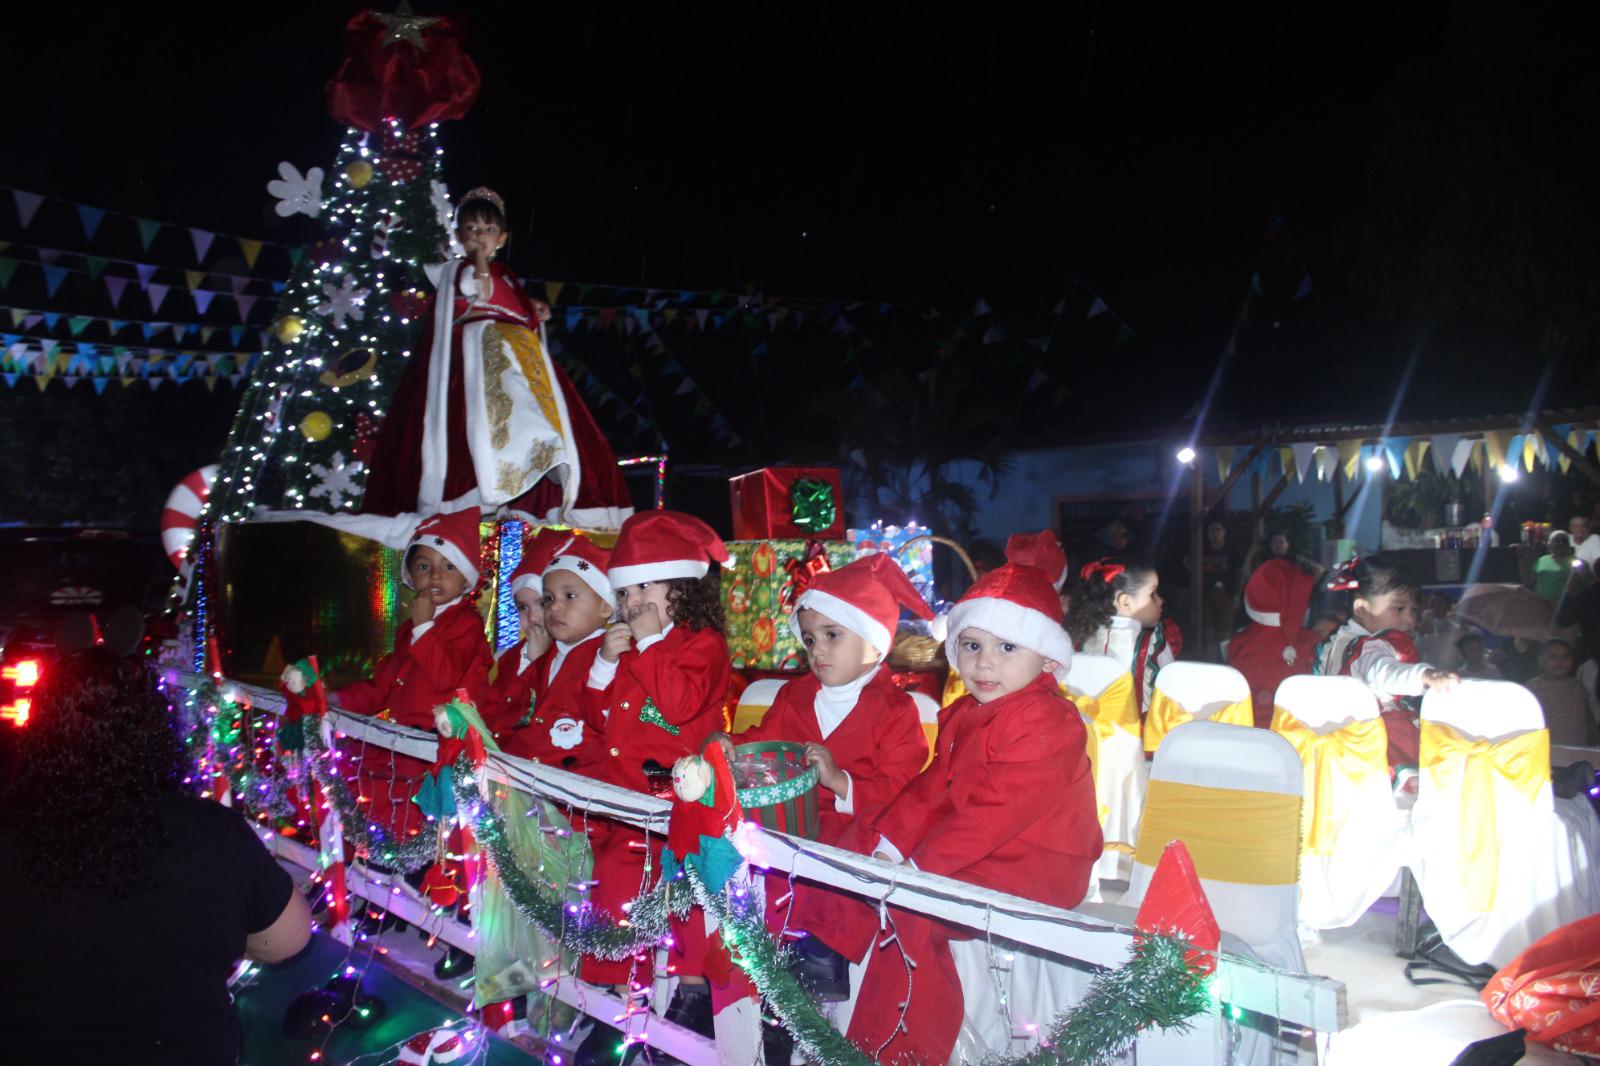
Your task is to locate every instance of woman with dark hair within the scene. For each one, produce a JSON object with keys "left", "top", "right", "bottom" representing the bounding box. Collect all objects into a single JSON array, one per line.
[{"left": 0, "top": 647, "right": 310, "bottom": 1064}]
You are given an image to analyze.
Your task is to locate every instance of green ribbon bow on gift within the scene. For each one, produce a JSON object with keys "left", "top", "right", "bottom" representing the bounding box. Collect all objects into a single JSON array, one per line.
[{"left": 789, "top": 477, "right": 836, "bottom": 533}]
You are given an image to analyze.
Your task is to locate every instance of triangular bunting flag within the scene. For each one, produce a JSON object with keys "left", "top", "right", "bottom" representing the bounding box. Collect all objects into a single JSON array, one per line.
[
  {"left": 1315, "top": 446, "right": 1333, "bottom": 483},
  {"left": 1216, "top": 446, "right": 1235, "bottom": 481},
  {"left": 1430, "top": 433, "right": 1462, "bottom": 477},
  {"left": 1523, "top": 432, "right": 1542, "bottom": 472},
  {"left": 13, "top": 190, "right": 44, "bottom": 228},
  {"left": 236, "top": 294, "right": 257, "bottom": 321},
  {"left": 193, "top": 290, "right": 215, "bottom": 314},
  {"left": 185, "top": 270, "right": 204, "bottom": 291},
  {"left": 189, "top": 228, "right": 214, "bottom": 262},
  {"left": 136, "top": 218, "right": 161, "bottom": 250},
  {"left": 1560, "top": 430, "right": 1581, "bottom": 475},
  {"left": 92, "top": 378, "right": 109, "bottom": 394},
  {"left": 1452, "top": 439, "right": 1479, "bottom": 478},
  {"left": 1278, "top": 446, "right": 1296, "bottom": 480},
  {"left": 1404, "top": 440, "right": 1430, "bottom": 480},
  {"left": 229, "top": 275, "right": 248, "bottom": 295},
  {"left": 43, "top": 266, "right": 68, "bottom": 297},
  {"left": 83, "top": 256, "right": 109, "bottom": 281},
  {"left": 77, "top": 205, "right": 106, "bottom": 240},
  {"left": 1086, "top": 297, "right": 1108, "bottom": 319},
  {"left": 1291, "top": 442, "right": 1317, "bottom": 484},
  {"left": 67, "top": 317, "right": 90, "bottom": 338},
  {"left": 545, "top": 281, "right": 564, "bottom": 306},
  {"left": 134, "top": 263, "right": 156, "bottom": 286},
  {"left": 1385, "top": 436, "right": 1409, "bottom": 479},
  {"left": 0, "top": 258, "right": 16, "bottom": 288},
  {"left": 973, "top": 297, "right": 991, "bottom": 317},
  {"left": 147, "top": 283, "right": 169, "bottom": 314},
  {"left": 42, "top": 312, "right": 60, "bottom": 330},
  {"left": 236, "top": 238, "right": 262, "bottom": 269},
  {"left": 1337, "top": 440, "right": 1362, "bottom": 480},
  {"left": 1483, "top": 430, "right": 1511, "bottom": 473}
]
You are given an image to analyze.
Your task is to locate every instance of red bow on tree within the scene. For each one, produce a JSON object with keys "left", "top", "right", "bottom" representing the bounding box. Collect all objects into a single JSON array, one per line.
[{"left": 325, "top": 6, "right": 481, "bottom": 132}]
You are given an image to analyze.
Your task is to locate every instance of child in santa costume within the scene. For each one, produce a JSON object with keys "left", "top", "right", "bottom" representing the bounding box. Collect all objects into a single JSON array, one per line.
[
  {"left": 789, "top": 563, "right": 1101, "bottom": 1065},
  {"left": 1228, "top": 559, "right": 1322, "bottom": 727},
  {"left": 1005, "top": 529, "right": 1070, "bottom": 616},
  {"left": 288, "top": 507, "right": 493, "bottom": 845},
  {"left": 360, "top": 187, "right": 632, "bottom": 528},
  {"left": 944, "top": 531, "right": 1072, "bottom": 706},
  {"left": 1066, "top": 558, "right": 1182, "bottom": 717},
  {"left": 1314, "top": 555, "right": 1459, "bottom": 772},
  {"left": 483, "top": 526, "right": 573, "bottom": 736},
  {"left": 572, "top": 511, "right": 732, "bottom": 1061},
  {"left": 717, "top": 553, "right": 932, "bottom": 847}
]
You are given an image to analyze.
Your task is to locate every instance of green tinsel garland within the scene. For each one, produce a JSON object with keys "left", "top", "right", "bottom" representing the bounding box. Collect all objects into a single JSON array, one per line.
[
  {"left": 300, "top": 718, "right": 440, "bottom": 873},
  {"left": 178, "top": 676, "right": 1213, "bottom": 1062},
  {"left": 688, "top": 861, "right": 1212, "bottom": 1066},
  {"left": 459, "top": 761, "right": 693, "bottom": 961}
]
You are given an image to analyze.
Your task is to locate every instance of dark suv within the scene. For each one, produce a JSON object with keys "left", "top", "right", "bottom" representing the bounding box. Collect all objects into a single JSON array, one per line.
[{"left": 0, "top": 528, "right": 173, "bottom": 742}]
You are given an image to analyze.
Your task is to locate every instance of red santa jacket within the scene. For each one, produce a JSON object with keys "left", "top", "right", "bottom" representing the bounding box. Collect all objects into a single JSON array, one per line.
[
  {"left": 335, "top": 599, "right": 492, "bottom": 728},
  {"left": 738, "top": 668, "right": 929, "bottom": 844},
  {"left": 871, "top": 673, "right": 1100, "bottom": 910},
  {"left": 581, "top": 625, "right": 731, "bottom": 795},
  {"left": 497, "top": 634, "right": 606, "bottom": 768}
]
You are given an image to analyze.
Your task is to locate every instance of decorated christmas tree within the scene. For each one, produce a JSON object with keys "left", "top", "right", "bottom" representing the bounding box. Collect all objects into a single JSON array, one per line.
[{"left": 205, "top": 4, "right": 481, "bottom": 522}]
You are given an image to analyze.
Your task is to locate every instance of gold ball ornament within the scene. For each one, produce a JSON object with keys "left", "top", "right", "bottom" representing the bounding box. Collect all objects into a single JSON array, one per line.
[
  {"left": 272, "top": 315, "right": 306, "bottom": 344},
  {"left": 299, "top": 411, "right": 333, "bottom": 441},
  {"left": 344, "top": 160, "right": 374, "bottom": 188}
]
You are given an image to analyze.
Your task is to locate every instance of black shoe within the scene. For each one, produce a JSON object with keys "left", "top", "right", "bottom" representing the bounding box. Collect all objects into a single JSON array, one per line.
[
  {"left": 663, "top": 981, "right": 714, "bottom": 1038},
  {"left": 790, "top": 934, "right": 850, "bottom": 1002},
  {"left": 572, "top": 1021, "right": 632, "bottom": 1066},
  {"left": 434, "top": 945, "right": 474, "bottom": 980},
  {"left": 352, "top": 901, "right": 407, "bottom": 937},
  {"left": 763, "top": 1015, "right": 796, "bottom": 1065}
]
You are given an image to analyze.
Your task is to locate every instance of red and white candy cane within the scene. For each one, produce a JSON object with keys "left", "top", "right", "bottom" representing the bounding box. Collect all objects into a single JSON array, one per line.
[{"left": 161, "top": 464, "right": 219, "bottom": 571}]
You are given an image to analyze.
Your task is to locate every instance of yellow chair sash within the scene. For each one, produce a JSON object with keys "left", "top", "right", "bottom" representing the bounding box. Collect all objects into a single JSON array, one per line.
[
  {"left": 1070, "top": 673, "right": 1140, "bottom": 747},
  {"left": 1420, "top": 721, "right": 1550, "bottom": 912},
  {"left": 1134, "top": 779, "right": 1301, "bottom": 885},
  {"left": 1145, "top": 689, "right": 1253, "bottom": 753},
  {"left": 1271, "top": 706, "right": 1390, "bottom": 856}
]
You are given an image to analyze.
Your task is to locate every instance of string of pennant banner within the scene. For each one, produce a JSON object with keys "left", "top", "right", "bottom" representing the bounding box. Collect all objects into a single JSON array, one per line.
[{"left": 1213, "top": 427, "right": 1600, "bottom": 484}]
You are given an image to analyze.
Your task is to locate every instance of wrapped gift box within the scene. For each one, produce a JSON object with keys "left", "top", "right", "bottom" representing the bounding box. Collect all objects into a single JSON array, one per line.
[
  {"left": 723, "top": 538, "right": 856, "bottom": 671},
  {"left": 729, "top": 466, "right": 846, "bottom": 541}
]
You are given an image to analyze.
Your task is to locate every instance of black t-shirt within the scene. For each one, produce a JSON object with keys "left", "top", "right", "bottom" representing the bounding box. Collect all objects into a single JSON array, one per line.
[{"left": 0, "top": 793, "right": 294, "bottom": 1065}]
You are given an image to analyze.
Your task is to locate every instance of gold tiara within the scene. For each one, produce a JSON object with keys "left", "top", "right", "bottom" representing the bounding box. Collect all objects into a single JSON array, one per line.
[{"left": 457, "top": 186, "right": 505, "bottom": 214}]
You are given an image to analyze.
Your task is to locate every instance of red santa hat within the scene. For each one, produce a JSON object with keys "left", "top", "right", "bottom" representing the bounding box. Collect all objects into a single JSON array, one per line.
[
  {"left": 543, "top": 537, "right": 616, "bottom": 609},
  {"left": 402, "top": 508, "right": 482, "bottom": 590},
  {"left": 1005, "top": 530, "right": 1069, "bottom": 590},
  {"left": 607, "top": 511, "right": 729, "bottom": 589},
  {"left": 1243, "top": 559, "right": 1316, "bottom": 631},
  {"left": 943, "top": 563, "right": 1074, "bottom": 682},
  {"left": 788, "top": 553, "right": 934, "bottom": 657},
  {"left": 509, "top": 527, "right": 575, "bottom": 599}
]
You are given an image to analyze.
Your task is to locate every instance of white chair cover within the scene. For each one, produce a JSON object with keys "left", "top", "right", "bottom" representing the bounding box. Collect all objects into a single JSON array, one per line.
[
  {"left": 1146, "top": 661, "right": 1255, "bottom": 755},
  {"left": 1411, "top": 679, "right": 1600, "bottom": 967},
  {"left": 1122, "top": 721, "right": 1307, "bottom": 975},
  {"left": 1272, "top": 674, "right": 1408, "bottom": 929},
  {"left": 729, "top": 677, "right": 787, "bottom": 734},
  {"left": 1064, "top": 653, "right": 1146, "bottom": 884}
]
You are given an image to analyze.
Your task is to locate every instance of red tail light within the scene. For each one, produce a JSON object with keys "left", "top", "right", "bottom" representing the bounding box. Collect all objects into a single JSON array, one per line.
[{"left": 2, "top": 658, "right": 42, "bottom": 726}]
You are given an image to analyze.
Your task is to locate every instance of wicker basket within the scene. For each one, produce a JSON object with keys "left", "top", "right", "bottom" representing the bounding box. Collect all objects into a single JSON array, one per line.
[{"left": 731, "top": 741, "right": 820, "bottom": 839}]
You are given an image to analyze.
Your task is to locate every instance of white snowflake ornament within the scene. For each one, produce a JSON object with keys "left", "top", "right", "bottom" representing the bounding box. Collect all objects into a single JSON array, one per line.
[
  {"left": 313, "top": 275, "right": 370, "bottom": 330},
  {"left": 307, "top": 451, "right": 364, "bottom": 508},
  {"left": 267, "top": 162, "right": 324, "bottom": 219}
]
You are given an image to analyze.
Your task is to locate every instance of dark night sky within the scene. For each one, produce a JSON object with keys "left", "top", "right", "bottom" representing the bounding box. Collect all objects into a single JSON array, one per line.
[{"left": 6, "top": 1, "right": 1599, "bottom": 467}]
